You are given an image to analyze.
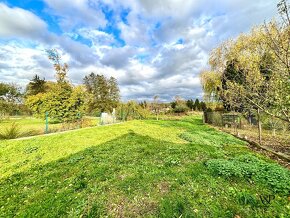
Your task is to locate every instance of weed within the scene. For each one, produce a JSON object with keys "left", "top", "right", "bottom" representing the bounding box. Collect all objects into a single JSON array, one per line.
[
  {"left": 0, "top": 122, "right": 37, "bottom": 139},
  {"left": 206, "top": 154, "right": 290, "bottom": 194}
]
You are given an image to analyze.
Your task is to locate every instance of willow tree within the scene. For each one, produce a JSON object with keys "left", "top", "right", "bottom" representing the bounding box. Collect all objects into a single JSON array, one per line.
[
  {"left": 201, "top": 1, "right": 290, "bottom": 123},
  {"left": 200, "top": 70, "right": 221, "bottom": 102},
  {"left": 263, "top": 0, "right": 290, "bottom": 123},
  {"left": 199, "top": 1, "right": 290, "bottom": 144}
]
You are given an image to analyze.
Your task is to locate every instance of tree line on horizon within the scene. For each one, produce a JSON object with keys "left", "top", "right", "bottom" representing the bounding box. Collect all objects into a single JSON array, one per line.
[
  {"left": 0, "top": 49, "right": 120, "bottom": 122},
  {"left": 0, "top": 49, "right": 205, "bottom": 122}
]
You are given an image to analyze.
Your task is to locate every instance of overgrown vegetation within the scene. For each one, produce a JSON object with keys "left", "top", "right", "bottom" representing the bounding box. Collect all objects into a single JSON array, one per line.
[
  {"left": 201, "top": 0, "right": 290, "bottom": 122},
  {"left": 206, "top": 154, "right": 290, "bottom": 194},
  {"left": 200, "top": 0, "right": 290, "bottom": 147}
]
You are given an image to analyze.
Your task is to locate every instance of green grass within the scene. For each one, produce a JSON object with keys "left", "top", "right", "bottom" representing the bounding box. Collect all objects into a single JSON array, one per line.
[
  {"left": 0, "top": 115, "right": 289, "bottom": 217},
  {"left": 0, "top": 116, "right": 99, "bottom": 137}
]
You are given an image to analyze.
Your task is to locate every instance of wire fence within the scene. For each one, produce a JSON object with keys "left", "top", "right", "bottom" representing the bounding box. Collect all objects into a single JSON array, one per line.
[{"left": 203, "top": 111, "right": 290, "bottom": 157}]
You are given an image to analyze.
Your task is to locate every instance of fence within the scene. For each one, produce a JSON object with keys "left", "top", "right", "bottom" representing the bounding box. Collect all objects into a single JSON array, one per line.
[
  {"left": 203, "top": 111, "right": 241, "bottom": 128},
  {"left": 203, "top": 111, "right": 290, "bottom": 157}
]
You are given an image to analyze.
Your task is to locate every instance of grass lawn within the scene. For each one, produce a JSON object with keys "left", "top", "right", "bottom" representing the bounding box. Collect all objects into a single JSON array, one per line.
[
  {"left": 0, "top": 116, "right": 289, "bottom": 217},
  {"left": 0, "top": 116, "right": 99, "bottom": 136}
]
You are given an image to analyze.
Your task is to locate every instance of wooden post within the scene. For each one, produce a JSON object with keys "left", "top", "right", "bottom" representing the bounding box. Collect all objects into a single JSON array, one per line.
[{"left": 257, "top": 108, "right": 262, "bottom": 144}]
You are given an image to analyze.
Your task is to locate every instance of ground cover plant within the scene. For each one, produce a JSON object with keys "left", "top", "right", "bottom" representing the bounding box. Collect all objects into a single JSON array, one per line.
[{"left": 0, "top": 115, "right": 289, "bottom": 217}]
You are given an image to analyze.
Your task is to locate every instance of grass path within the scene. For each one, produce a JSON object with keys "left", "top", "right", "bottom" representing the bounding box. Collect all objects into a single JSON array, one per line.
[{"left": 0, "top": 116, "right": 289, "bottom": 217}]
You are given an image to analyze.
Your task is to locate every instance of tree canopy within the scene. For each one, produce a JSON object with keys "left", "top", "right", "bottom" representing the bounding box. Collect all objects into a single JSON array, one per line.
[
  {"left": 200, "top": 0, "right": 290, "bottom": 122},
  {"left": 83, "top": 73, "right": 120, "bottom": 114}
]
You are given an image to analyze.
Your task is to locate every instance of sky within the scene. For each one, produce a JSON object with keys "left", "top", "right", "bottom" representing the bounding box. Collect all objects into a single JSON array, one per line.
[{"left": 0, "top": 0, "right": 278, "bottom": 102}]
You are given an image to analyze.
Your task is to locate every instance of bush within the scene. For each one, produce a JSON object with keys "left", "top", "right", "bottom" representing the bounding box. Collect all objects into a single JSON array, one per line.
[
  {"left": 173, "top": 105, "right": 188, "bottom": 113},
  {"left": 263, "top": 116, "right": 288, "bottom": 135},
  {"left": 116, "top": 101, "right": 149, "bottom": 121},
  {"left": 206, "top": 154, "right": 290, "bottom": 195},
  {"left": 205, "top": 111, "right": 223, "bottom": 126}
]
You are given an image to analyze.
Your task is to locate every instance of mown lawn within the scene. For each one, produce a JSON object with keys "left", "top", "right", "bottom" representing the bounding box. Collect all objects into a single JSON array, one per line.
[{"left": 0, "top": 116, "right": 289, "bottom": 217}]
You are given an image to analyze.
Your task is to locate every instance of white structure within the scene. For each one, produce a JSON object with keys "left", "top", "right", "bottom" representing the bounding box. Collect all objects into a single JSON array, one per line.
[{"left": 100, "top": 109, "right": 116, "bottom": 125}]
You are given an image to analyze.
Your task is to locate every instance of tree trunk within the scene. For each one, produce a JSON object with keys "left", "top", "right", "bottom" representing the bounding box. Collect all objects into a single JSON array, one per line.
[
  {"left": 257, "top": 108, "right": 262, "bottom": 144},
  {"left": 272, "top": 128, "right": 276, "bottom": 136}
]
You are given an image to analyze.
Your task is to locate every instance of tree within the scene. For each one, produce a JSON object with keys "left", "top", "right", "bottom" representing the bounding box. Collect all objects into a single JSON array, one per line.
[
  {"left": 108, "top": 76, "right": 120, "bottom": 108},
  {"left": 0, "top": 83, "right": 22, "bottom": 115},
  {"left": 261, "top": 0, "right": 290, "bottom": 123},
  {"left": 171, "top": 101, "right": 177, "bottom": 109},
  {"left": 200, "top": 70, "right": 222, "bottom": 102},
  {"left": 139, "top": 100, "right": 148, "bottom": 109},
  {"left": 199, "top": 101, "right": 207, "bottom": 111},
  {"left": 26, "top": 49, "right": 85, "bottom": 122},
  {"left": 186, "top": 99, "right": 194, "bottom": 110},
  {"left": 83, "top": 73, "right": 120, "bottom": 114},
  {"left": 117, "top": 101, "right": 149, "bottom": 121},
  {"left": 170, "top": 96, "right": 189, "bottom": 113},
  {"left": 200, "top": 5, "right": 290, "bottom": 123},
  {"left": 46, "top": 49, "right": 69, "bottom": 84},
  {"left": 26, "top": 85, "right": 86, "bottom": 122},
  {"left": 26, "top": 74, "right": 46, "bottom": 96},
  {"left": 199, "top": 1, "right": 290, "bottom": 145},
  {"left": 193, "top": 99, "right": 200, "bottom": 111}
]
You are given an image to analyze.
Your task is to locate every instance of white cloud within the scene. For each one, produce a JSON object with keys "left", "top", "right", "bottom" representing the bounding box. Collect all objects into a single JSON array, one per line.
[
  {"left": 118, "top": 13, "right": 152, "bottom": 46},
  {"left": 0, "top": 42, "right": 53, "bottom": 86},
  {"left": 0, "top": 3, "right": 47, "bottom": 39},
  {"left": 100, "top": 46, "right": 136, "bottom": 69},
  {"left": 0, "top": 0, "right": 279, "bottom": 101},
  {"left": 43, "top": 0, "right": 107, "bottom": 30}
]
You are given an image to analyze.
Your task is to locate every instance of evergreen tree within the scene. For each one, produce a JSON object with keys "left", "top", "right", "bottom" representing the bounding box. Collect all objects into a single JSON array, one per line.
[
  {"left": 194, "top": 99, "right": 200, "bottom": 111},
  {"left": 26, "top": 74, "right": 46, "bottom": 96},
  {"left": 171, "top": 101, "right": 177, "bottom": 109},
  {"left": 199, "top": 101, "right": 207, "bottom": 111},
  {"left": 186, "top": 99, "right": 194, "bottom": 110}
]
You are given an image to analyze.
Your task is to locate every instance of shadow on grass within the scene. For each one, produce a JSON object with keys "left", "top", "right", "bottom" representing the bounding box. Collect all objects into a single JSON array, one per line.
[
  {"left": 0, "top": 130, "right": 288, "bottom": 217},
  {"left": 0, "top": 132, "right": 205, "bottom": 217}
]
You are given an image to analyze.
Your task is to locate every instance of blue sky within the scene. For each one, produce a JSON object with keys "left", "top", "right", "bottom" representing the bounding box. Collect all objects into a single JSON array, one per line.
[{"left": 0, "top": 0, "right": 277, "bottom": 101}]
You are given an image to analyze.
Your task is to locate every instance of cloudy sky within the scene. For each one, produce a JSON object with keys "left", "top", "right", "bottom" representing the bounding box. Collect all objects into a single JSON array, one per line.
[{"left": 0, "top": 0, "right": 278, "bottom": 101}]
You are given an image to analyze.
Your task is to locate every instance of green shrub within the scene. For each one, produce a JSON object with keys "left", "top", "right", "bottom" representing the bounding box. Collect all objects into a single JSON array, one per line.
[
  {"left": 206, "top": 154, "right": 290, "bottom": 195},
  {"left": 173, "top": 105, "right": 188, "bottom": 113},
  {"left": 116, "top": 101, "right": 149, "bottom": 121},
  {"left": 204, "top": 111, "right": 223, "bottom": 126}
]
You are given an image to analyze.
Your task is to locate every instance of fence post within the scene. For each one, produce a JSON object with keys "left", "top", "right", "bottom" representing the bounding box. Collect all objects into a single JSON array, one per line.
[{"left": 45, "top": 112, "right": 49, "bottom": 134}]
